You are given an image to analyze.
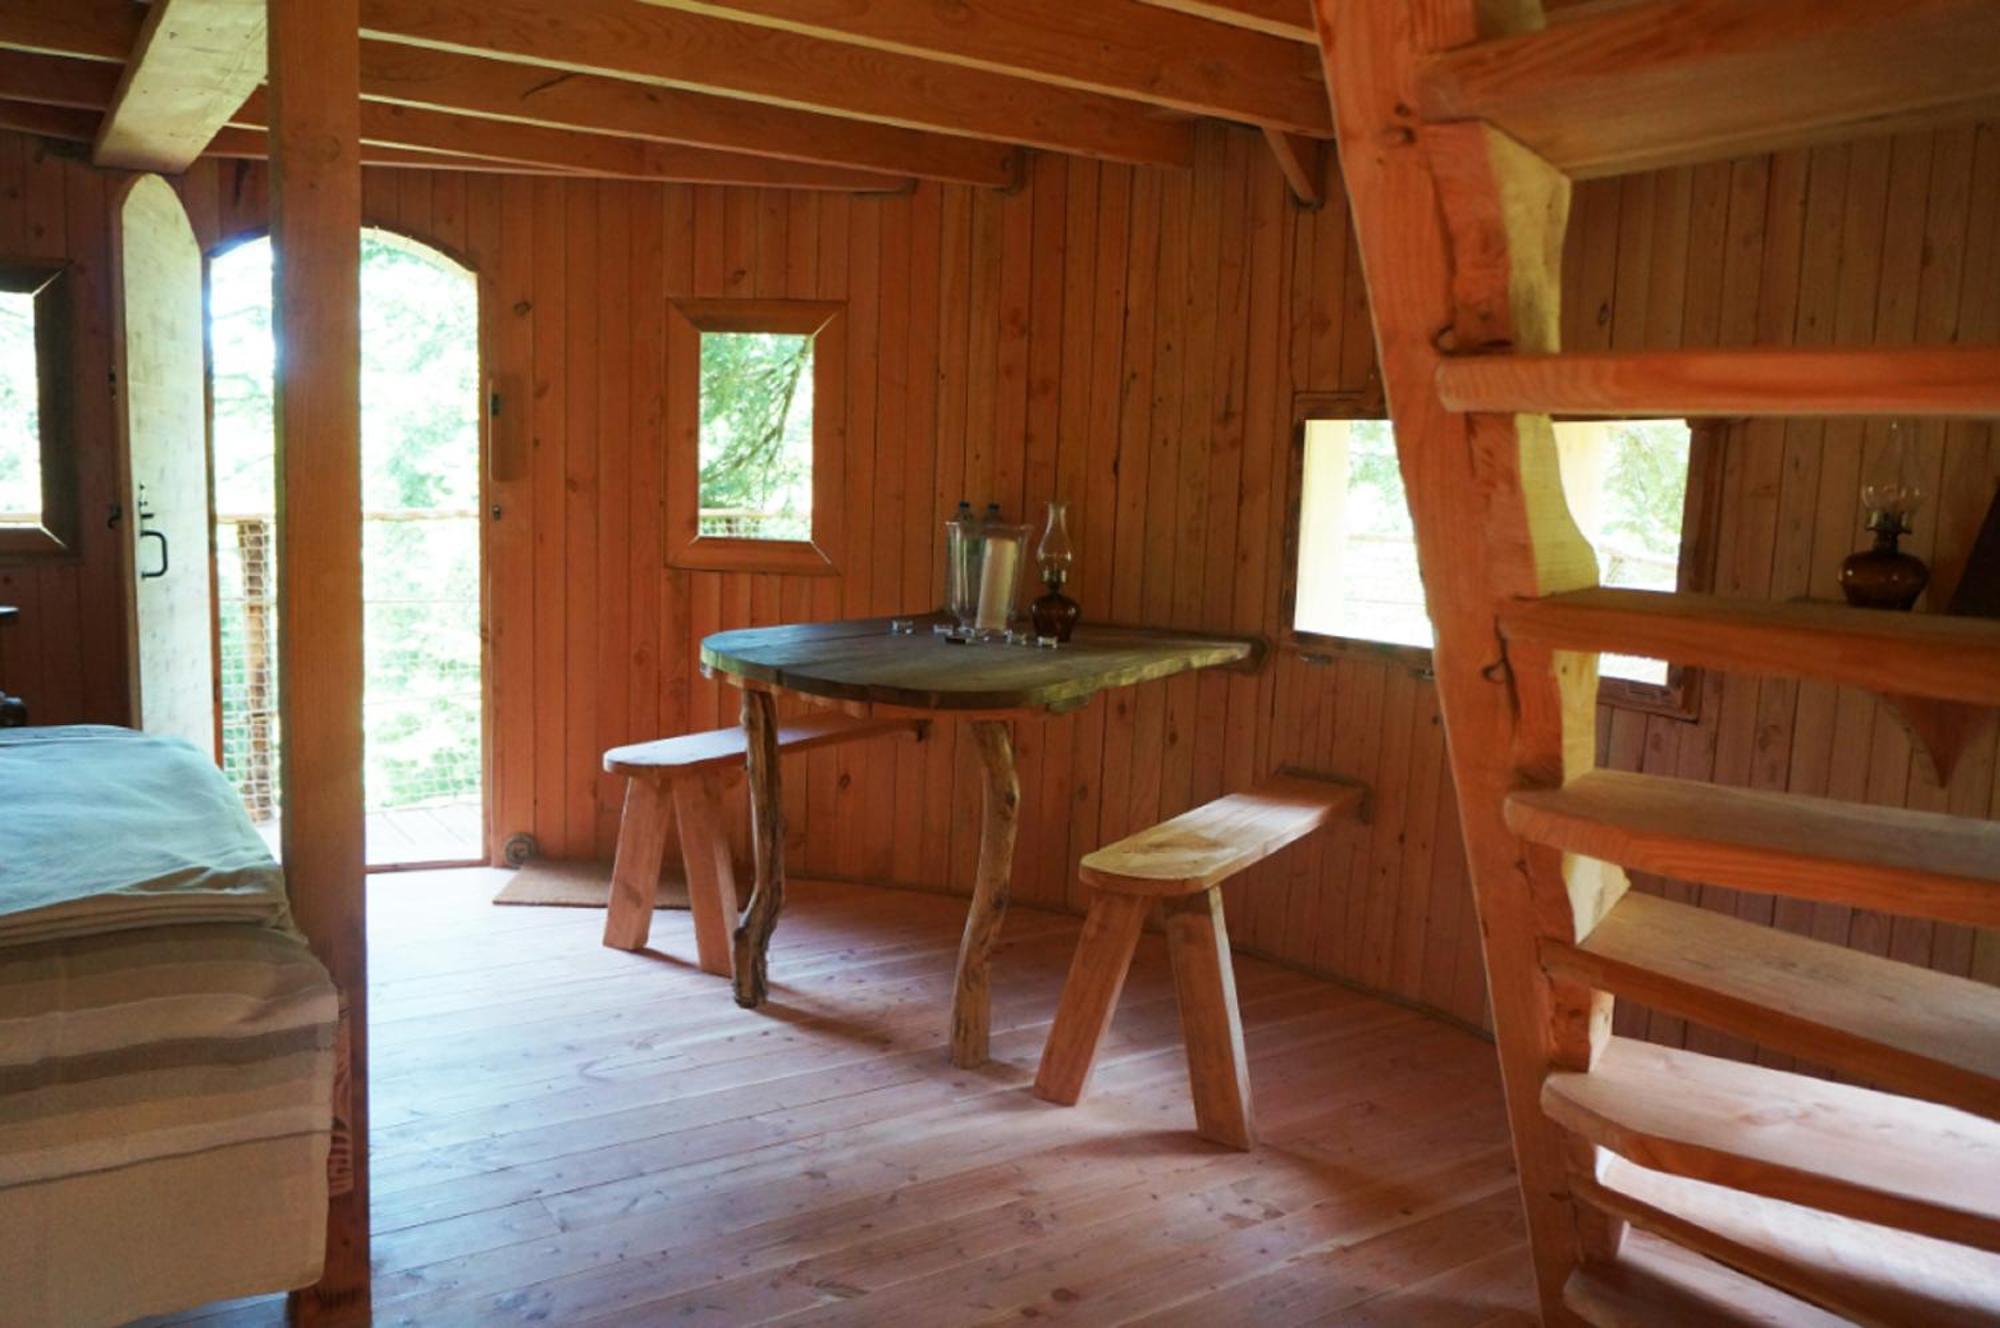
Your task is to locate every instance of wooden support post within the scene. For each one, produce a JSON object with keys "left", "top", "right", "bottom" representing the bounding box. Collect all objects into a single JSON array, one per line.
[
  {"left": 1261, "top": 126, "right": 1325, "bottom": 209},
  {"left": 733, "top": 687, "right": 784, "bottom": 1007},
  {"left": 1033, "top": 891, "right": 1153, "bottom": 1104},
  {"left": 603, "top": 776, "right": 670, "bottom": 952},
  {"left": 268, "top": 0, "right": 366, "bottom": 1322},
  {"left": 1161, "top": 889, "right": 1255, "bottom": 1150},
  {"left": 1312, "top": 0, "right": 1629, "bottom": 1316},
  {"left": 673, "top": 775, "right": 739, "bottom": 978},
  {"left": 951, "top": 720, "right": 1019, "bottom": 1068}
]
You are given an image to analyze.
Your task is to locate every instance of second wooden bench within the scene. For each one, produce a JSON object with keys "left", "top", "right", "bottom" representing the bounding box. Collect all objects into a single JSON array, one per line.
[
  {"left": 601, "top": 712, "right": 927, "bottom": 975},
  {"left": 1033, "top": 772, "right": 1367, "bottom": 1149}
]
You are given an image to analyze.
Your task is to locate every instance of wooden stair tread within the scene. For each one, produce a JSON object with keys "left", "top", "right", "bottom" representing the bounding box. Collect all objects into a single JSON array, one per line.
[
  {"left": 1434, "top": 346, "right": 2000, "bottom": 418},
  {"left": 1498, "top": 588, "right": 2000, "bottom": 707},
  {"left": 1543, "top": 892, "right": 2000, "bottom": 1121},
  {"left": 1415, "top": 0, "right": 2000, "bottom": 179},
  {"left": 1582, "top": 1155, "right": 2000, "bottom": 1328},
  {"left": 1564, "top": 1229, "right": 1849, "bottom": 1328},
  {"left": 1505, "top": 769, "right": 2000, "bottom": 927},
  {"left": 1078, "top": 773, "right": 1366, "bottom": 896},
  {"left": 603, "top": 712, "right": 924, "bottom": 776},
  {"left": 1545, "top": 1037, "right": 2000, "bottom": 1253}
]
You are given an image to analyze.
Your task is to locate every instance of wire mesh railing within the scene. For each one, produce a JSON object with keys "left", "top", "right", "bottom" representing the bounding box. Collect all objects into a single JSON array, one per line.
[{"left": 217, "top": 510, "right": 482, "bottom": 823}]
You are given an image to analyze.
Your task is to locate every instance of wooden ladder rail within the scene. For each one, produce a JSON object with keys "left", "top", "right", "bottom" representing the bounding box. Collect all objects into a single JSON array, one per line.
[
  {"left": 1316, "top": 1, "right": 2000, "bottom": 1323},
  {"left": 1313, "top": 4, "right": 1622, "bottom": 1319}
]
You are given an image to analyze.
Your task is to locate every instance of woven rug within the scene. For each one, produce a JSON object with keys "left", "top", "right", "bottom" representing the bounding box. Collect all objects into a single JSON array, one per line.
[{"left": 492, "top": 859, "right": 691, "bottom": 910}]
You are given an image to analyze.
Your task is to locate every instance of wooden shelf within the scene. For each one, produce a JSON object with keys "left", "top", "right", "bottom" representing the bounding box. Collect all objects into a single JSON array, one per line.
[
  {"left": 1565, "top": 1229, "right": 1848, "bottom": 1328},
  {"left": 1416, "top": 0, "right": 2000, "bottom": 178},
  {"left": 1545, "top": 1037, "right": 2000, "bottom": 1253},
  {"left": 1541, "top": 892, "right": 2000, "bottom": 1121},
  {"left": 1433, "top": 346, "right": 2000, "bottom": 418},
  {"left": 1497, "top": 589, "right": 2000, "bottom": 707},
  {"left": 1505, "top": 770, "right": 2000, "bottom": 928},
  {"left": 1580, "top": 1155, "right": 2000, "bottom": 1327}
]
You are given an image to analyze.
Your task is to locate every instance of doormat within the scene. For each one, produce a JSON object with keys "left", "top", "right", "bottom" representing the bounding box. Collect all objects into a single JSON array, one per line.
[{"left": 492, "top": 859, "right": 691, "bottom": 910}]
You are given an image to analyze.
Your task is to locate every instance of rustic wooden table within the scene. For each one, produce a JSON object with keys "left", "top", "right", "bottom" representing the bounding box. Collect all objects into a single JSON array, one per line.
[{"left": 702, "top": 616, "right": 1261, "bottom": 1066}]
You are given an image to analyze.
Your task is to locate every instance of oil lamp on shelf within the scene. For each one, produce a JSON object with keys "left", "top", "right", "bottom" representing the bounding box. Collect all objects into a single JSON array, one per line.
[
  {"left": 1840, "top": 420, "right": 1930, "bottom": 612},
  {"left": 1029, "top": 500, "right": 1079, "bottom": 645}
]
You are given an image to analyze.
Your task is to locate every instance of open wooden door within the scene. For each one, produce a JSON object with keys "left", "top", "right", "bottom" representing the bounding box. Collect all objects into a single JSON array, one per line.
[{"left": 115, "top": 174, "right": 217, "bottom": 757}]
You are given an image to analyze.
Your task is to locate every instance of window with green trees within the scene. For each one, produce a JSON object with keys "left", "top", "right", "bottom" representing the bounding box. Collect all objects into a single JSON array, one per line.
[
  {"left": 0, "top": 289, "right": 40, "bottom": 525},
  {"left": 697, "top": 330, "right": 815, "bottom": 541},
  {"left": 667, "top": 298, "right": 841, "bottom": 574},
  {"left": 1291, "top": 403, "right": 1715, "bottom": 713}
]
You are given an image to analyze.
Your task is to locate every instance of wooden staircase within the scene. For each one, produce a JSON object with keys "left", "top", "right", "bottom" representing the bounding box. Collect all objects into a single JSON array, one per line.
[{"left": 1309, "top": 0, "right": 2000, "bottom": 1322}]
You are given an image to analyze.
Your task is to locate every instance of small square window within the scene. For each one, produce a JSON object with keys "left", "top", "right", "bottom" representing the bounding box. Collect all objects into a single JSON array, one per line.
[
  {"left": 1292, "top": 415, "right": 1431, "bottom": 652},
  {"left": 1285, "top": 396, "right": 1721, "bottom": 718},
  {"left": 666, "top": 299, "right": 842, "bottom": 575},
  {"left": 1553, "top": 419, "right": 1693, "bottom": 688},
  {"left": 0, "top": 290, "right": 43, "bottom": 525},
  {"left": 697, "top": 330, "right": 815, "bottom": 542},
  {"left": 0, "top": 261, "right": 77, "bottom": 559}
]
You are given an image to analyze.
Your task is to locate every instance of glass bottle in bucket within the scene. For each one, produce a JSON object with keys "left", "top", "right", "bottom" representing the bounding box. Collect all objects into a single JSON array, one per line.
[
  {"left": 972, "top": 511, "right": 1030, "bottom": 642},
  {"left": 942, "top": 501, "right": 979, "bottom": 635}
]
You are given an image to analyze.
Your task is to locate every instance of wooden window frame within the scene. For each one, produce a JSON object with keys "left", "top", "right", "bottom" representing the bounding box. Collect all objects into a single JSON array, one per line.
[
  {"left": 664, "top": 297, "right": 844, "bottom": 576},
  {"left": 0, "top": 259, "right": 79, "bottom": 560},
  {"left": 1282, "top": 390, "right": 1725, "bottom": 720}
]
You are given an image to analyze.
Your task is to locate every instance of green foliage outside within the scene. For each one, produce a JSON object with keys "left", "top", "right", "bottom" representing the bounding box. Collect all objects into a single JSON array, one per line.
[
  {"left": 697, "top": 331, "right": 814, "bottom": 540},
  {"left": 1344, "top": 419, "right": 1412, "bottom": 539},
  {"left": 209, "top": 231, "right": 481, "bottom": 816},
  {"left": 0, "top": 292, "right": 40, "bottom": 520},
  {"left": 1597, "top": 421, "right": 1690, "bottom": 569}
]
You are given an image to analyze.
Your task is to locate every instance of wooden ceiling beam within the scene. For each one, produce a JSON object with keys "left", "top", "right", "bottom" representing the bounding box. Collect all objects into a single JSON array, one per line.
[
  {"left": 0, "top": 0, "right": 133, "bottom": 62},
  {"left": 1138, "top": 0, "right": 1314, "bottom": 44},
  {"left": 271, "top": 96, "right": 912, "bottom": 191},
  {"left": 93, "top": 0, "right": 265, "bottom": 172},
  {"left": 355, "top": 43, "right": 1018, "bottom": 188},
  {"left": 353, "top": 0, "right": 1196, "bottom": 168},
  {"left": 0, "top": 47, "right": 121, "bottom": 110},
  {"left": 208, "top": 127, "right": 585, "bottom": 174},
  {"left": 0, "top": 96, "right": 578, "bottom": 174},
  {"left": 632, "top": 0, "right": 1331, "bottom": 135},
  {"left": 0, "top": 2, "right": 1020, "bottom": 186},
  {"left": 0, "top": 55, "right": 909, "bottom": 190},
  {"left": 1418, "top": 0, "right": 2000, "bottom": 179},
  {"left": 1260, "top": 127, "right": 1323, "bottom": 208}
]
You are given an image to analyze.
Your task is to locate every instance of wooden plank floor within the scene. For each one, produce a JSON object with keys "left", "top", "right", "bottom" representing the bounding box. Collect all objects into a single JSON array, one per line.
[{"left": 143, "top": 869, "right": 1535, "bottom": 1327}]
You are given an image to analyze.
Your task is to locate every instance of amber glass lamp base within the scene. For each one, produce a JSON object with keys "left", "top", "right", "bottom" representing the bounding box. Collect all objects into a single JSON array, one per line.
[
  {"left": 1030, "top": 583, "right": 1079, "bottom": 643},
  {"left": 1840, "top": 524, "right": 1929, "bottom": 611}
]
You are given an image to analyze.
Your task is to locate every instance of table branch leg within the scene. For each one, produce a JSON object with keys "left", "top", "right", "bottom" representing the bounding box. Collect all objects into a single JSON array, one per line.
[
  {"left": 951, "top": 719, "right": 1019, "bottom": 1068},
  {"left": 732, "top": 688, "right": 783, "bottom": 1008}
]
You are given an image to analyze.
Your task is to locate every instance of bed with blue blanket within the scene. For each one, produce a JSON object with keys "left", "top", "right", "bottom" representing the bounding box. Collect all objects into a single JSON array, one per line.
[{"left": 0, "top": 726, "right": 337, "bottom": 1328}]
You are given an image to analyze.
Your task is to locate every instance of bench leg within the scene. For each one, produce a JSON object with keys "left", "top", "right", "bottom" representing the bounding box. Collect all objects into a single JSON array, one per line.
[
  {"left": 733, "top": 688, "right": 784, "bottom": 1008},
  {"left": 1162, "top": 888, "right": 1254, "bottom": 1150},
  {"left": 604, "top": 775, "right": 672, "bottom": 951},
  {"left": 1033, "top": 891, "right": 1151, "bottom": 1106},
  {"left": 673, "top": 774, "right": 738, "bottom": 978},
  {"left": 951, "top": 719, "right": 1019, "bottom": 1069}
]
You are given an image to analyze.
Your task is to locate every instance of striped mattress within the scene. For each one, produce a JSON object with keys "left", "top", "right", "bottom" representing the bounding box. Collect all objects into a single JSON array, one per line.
[{"left": 0, "top": 726, "right": 337, "bottom": 1328}]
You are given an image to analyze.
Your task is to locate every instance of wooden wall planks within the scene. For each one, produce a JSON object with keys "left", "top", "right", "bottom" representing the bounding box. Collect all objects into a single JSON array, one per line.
[
  {"left": 1564, "top": 126, "right": 2000, "bottom": 1059},
  {"left": 0, "top": 134, "right": 130, "bottom": 730},
  {"left": 2, "top": 117, "right": 1994, "bottom": 1041}
]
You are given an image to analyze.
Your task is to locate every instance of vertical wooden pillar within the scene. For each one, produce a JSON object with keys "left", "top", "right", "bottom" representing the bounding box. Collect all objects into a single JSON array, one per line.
[
  {"left": 1312, "top": 1, "right": 1627, "bottom": 1319},
  {"left": 268, "top": 0, "right": 368, "bottom": 1321}
]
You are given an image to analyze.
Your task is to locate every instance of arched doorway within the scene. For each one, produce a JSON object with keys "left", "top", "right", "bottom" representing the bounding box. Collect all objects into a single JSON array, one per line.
[{"left": 208, "top": 228, "right": 485, "bottom": 867}]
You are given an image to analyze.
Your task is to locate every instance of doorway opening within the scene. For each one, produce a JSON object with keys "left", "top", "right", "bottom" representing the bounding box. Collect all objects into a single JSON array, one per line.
[{"left": 208, "top": 229, "right": 485, "bottom": 869}]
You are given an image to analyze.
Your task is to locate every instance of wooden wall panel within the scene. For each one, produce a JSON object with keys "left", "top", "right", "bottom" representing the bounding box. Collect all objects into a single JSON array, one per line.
[
  {"left": 0, "top": 135, "right": 130, "bottom": 731},
  {"left": 5, "top": 116, "right": 1994, "bottom": 1040}
]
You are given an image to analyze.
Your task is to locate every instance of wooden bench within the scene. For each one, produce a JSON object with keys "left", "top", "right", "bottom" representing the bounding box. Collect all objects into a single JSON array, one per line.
[
  {"left": 601, "top": 712, "right": 926, "bottom": 975},
  {"left": 1032, "top": 773, "right": 1367, "bottom": 1149}
]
